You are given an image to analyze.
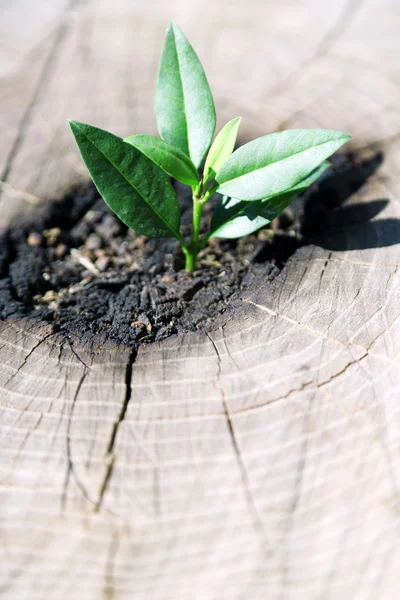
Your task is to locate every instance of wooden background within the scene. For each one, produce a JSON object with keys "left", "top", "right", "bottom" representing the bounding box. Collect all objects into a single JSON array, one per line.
[{"left": 1, "top": 0, "right": 400, "bottom": 598}]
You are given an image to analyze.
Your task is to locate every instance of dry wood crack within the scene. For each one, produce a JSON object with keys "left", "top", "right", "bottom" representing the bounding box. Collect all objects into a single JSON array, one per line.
[
  {"left": 268, "top": 0, "right": 366, "bottom": 97},
  {"left": 0, "top": 0, "right": 80, "bottom": 188},
  {"left": 62, "top": 368, "right": 89, "bottom": 511},
  {"left": 95, "top": 349, "right": 136, "bottom": 512},
  {"left": 66, "top": 337, "right": 91, "bottom": 370},
  {"left": 206, "top": 331, "right": 271, "bottom": 545},
  {"left": 3, "top": 330, "right": 57, "bottom": 388},
  {"left": 1, "top": 0, "right": 400, "bottom": 598}
]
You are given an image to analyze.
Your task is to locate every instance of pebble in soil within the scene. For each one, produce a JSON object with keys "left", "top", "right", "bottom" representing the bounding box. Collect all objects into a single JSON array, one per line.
[{"left": 0, "top": 150, "right": 382, "bottom": 348}]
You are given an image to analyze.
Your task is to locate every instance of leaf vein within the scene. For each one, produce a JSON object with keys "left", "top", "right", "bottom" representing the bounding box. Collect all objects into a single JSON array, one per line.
[{"left": 82, "top": 131, "right": 180, "bottom": 239}]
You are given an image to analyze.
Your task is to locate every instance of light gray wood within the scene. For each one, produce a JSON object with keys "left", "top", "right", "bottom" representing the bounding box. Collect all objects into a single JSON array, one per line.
[{"left": 1, "top": 1, "right": 400, "bottom": 599}]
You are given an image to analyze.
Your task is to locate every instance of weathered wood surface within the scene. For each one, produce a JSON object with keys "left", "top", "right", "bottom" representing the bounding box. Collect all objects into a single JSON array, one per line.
[{"left": 1, "top": 1, "right": 400, "bottom": 598}]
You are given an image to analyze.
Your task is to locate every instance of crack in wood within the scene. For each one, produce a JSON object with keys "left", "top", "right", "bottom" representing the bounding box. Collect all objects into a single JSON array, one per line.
[
  {"left": 241, "top": 297, "right": 368, "bottom": 353},
  {"left": 103, "top": 530, "right": 120, "bottom": 600},
  {"left": 0, "top": 0, "right": 80, "bottom": 187},
  {"left": 318, "top": 252, "right": 332, "bottom": 294},
  {"left": 269, "top": 0, "right": 366, "bottom": 98},
  {"left": 3, "top": 330, "right": 57, "bottom": 388},
  {"left": 280, "top": 402, "right": 313, "bottom": 597},
  {"left": 225, "top": 352, "right": 369, "bottom": 418},
  {"left": 66, "top": 338, "right": 91, "bottom": 370},
  {"left": 293, "top": 255, "right": 400, "bottom": 271},
  {"left": 62, "top": 368, "right": 91, "bottom": 511},
  {"left": 0, "top": 0, "right": 399, "bottom": 595},
  {"left": 94, "top": 349, "right": 136, "bottom": 512},
  {"left": 206, "top": 331, "right": 271, "bottom": 546}
]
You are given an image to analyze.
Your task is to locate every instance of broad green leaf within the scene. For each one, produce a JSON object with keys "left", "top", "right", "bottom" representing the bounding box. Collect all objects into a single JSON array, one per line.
[
  {"left": 210, "top": 162, "right": 329, "bottom": 239},
  {"left": 216, "top": 129, "right": 351, "bottom": 201},
  {"left": 155, "top": 22, "right": 216, "bottom": 168},
  {"left": 124, "top": 134, "right": 199, "bottom": 186},
  {"left": 69, "top": 121, "right": 181, "bottom": 239},
  {"left": 210, "top": 196, "right": 277, "bottom": 239},
  {"left": 203, "top": 117, "right": 241, "bottom": 182}
]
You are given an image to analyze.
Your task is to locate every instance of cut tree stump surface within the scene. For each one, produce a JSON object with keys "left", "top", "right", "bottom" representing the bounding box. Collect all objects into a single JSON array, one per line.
[{"left": 1, "top": 1, "right": 400, "bottom": 599}]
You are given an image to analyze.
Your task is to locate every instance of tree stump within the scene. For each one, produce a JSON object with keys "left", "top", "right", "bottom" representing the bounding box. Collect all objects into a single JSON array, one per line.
[{"left": 1, "top": 1, "right": 400, "bottom": 598}]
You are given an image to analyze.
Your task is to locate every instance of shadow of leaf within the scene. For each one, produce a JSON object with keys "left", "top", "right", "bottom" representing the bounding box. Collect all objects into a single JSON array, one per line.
[
  {"left": 312, "top": 206, "right": 400, "bottom": 251},
  {"left": 301, "top": 149, "right": 400, "bottom": 251}
]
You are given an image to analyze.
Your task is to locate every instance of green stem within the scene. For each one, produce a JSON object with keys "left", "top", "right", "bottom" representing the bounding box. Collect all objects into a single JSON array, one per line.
[
  {"left": 185, "top": 193, "right": 203, "bottom": 271},
  {"left": 184, "top": 249, "right": 195, "bottom": 272}
]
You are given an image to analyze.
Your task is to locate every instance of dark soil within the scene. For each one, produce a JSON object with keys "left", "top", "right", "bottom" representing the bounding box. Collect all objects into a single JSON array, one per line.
[{"left": 0, "top": 150, "right": 382, "bottom": 348}]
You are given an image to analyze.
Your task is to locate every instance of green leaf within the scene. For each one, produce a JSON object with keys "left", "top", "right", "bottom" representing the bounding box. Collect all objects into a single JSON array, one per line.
[
  {"left": 210, "top": 162, "right": 329, "bottom": 239},
  {"left": 203, "top": 117, "right": 241, "bottom": 182},
  {"left": 216, "top": 129, "right": 351, "bottom": 201},
  {"left": 155, "top": 22, "right": 216, "bottom": 168},
  {"left": 124, "top": 134, "right": 199, "bottom": 186},
  {"left": 69, "top": 121, "right": 181, "bottom": 239}
]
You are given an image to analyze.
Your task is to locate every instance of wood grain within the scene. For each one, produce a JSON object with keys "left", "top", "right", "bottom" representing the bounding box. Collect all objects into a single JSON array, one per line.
[{"left": 1, "top": 0, "right": 400, "bottom": 598}]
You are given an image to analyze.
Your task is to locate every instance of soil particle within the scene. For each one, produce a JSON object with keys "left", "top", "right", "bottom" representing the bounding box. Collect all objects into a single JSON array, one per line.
[{"left": 0, "top": 151, "right": 381, "bottom": 348}]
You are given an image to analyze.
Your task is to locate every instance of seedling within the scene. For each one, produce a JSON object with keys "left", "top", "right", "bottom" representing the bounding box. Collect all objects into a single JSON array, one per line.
[{"left": 70, "top": 22, "right": 350, "bottom": 272}]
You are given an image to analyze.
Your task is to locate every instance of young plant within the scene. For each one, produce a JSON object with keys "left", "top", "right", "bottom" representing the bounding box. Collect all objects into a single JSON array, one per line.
[{"left": 70, "top": 22, "right": 351, "bottom": 272}]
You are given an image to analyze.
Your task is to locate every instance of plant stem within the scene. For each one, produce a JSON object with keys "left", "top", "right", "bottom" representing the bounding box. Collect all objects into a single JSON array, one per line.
[
  {"left": 185, "top": 193, "right": 203, "bottom": 271},
  {"left": 184, "top": 248, "right": 196, "bottom": 272}
]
